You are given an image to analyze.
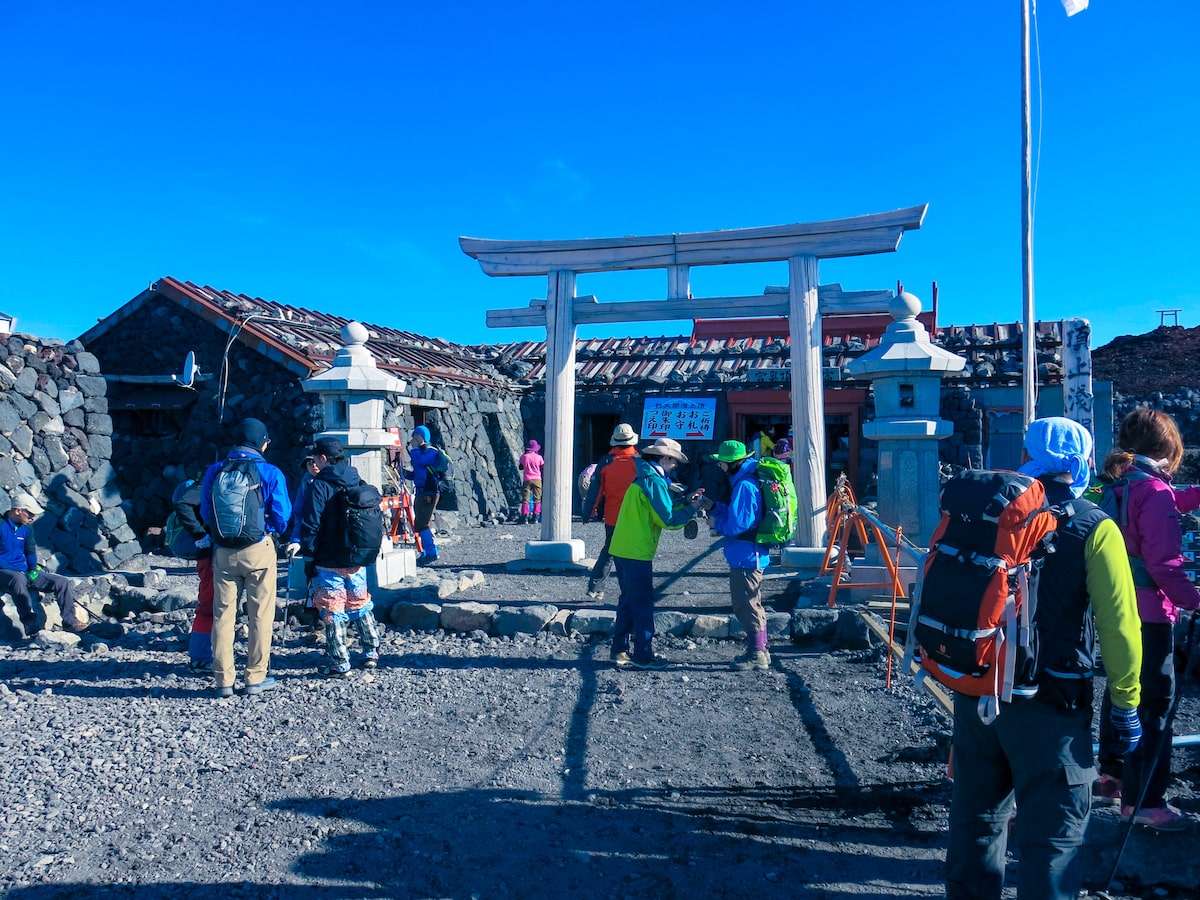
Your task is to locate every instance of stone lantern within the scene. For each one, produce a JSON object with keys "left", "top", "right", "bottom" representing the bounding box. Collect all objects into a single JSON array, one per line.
[
  {"left": 301, "top": 321, "right": 413, "bottom": 585},
  {"left": 301, "top": 322, "right": 406, "bottom": 491},
  {"left": 845, "top": 292, "right": 965, "bottom": 547}
]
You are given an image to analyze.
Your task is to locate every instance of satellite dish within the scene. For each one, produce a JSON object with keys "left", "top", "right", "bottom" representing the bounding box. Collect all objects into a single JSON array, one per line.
[{"left": 178, "top": 351, "right": 198, "bottom": 387}]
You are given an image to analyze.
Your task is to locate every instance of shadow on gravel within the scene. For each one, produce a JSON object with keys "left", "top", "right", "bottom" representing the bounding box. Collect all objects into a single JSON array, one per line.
[
  {"left": 0, "top": 656, "right": 206, "bottom": 699},
  {"left": 259, "top": 786, "right": 945, "bottom": 899}
]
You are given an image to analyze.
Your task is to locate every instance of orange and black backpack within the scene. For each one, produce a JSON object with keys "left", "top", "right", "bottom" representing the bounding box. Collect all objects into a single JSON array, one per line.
[{"left": 910, "top": 470, "right": 1062, "bottom": 713}]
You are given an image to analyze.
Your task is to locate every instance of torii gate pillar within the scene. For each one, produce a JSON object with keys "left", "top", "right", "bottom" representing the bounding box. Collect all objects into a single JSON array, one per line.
[{"left": 524, "top": 270, "right": 587, "bottom": 565}]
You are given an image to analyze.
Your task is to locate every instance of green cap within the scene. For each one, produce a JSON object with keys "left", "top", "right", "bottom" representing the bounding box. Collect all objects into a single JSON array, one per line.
[{"left": 711, "top": 440, "right": 750, "bottom": 463}]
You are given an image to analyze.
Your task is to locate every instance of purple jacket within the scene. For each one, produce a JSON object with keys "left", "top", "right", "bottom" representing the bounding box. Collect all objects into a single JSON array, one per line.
[{"left": 1117, "top": 462, "right": 1200, "bottom": 624}]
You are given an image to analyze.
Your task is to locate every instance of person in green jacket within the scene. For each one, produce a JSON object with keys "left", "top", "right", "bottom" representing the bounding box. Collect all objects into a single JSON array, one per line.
[{"left": 608, "top": 438, "right": 703, "bottom": 670}]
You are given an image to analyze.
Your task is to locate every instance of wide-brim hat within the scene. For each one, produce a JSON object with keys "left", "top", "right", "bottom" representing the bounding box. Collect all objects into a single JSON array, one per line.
[
  {"left": 643, "top": 438, "right": 688, "bottom": 463},
  {"left": 610, "top": 423, "right": 638, "bottom": 446},
  {"left": 10, "top": 491, "right": 44, "bottom": 516},
  {"left": 712, "top": 440, "right": 751, "bottom": 463}
]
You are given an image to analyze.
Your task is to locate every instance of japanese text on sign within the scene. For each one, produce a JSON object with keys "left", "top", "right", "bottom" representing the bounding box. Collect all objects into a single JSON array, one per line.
[{"left": 641, "top": 398, "right": 716, "bottom": 439}]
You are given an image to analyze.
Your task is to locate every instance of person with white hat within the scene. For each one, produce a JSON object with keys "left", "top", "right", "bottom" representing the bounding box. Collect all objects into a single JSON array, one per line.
[
  {"left": 581, "top": 423, "right": 641, "bottom": 600},
  {"left": 608, "top": 438, "right": 704, "bottom": 670},
  {"left": 0, "top": 491, "right": 87, "bottom": 636}
]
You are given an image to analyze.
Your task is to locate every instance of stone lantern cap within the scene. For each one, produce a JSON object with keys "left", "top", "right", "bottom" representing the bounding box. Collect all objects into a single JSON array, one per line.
[
  {"left": 302, "top": 322, "right": 407, "bottom": 394},
  {"left": 845, "top": 292, "right": 966, "bottom": 377}
]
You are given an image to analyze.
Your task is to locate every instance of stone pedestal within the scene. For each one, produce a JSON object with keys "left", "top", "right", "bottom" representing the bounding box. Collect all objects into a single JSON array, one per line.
[
  {"left": 506, "top": 540, "right": 591, "bottom": 572},
  {"left": 302, "top": 322, "right": 413, "bottom": 588}
]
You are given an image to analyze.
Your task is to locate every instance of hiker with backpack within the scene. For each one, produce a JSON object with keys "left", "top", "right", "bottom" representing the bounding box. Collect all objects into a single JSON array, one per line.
[
  {"left": 933, "top": 417, "right": 1144, "bottom": 900},
  {"left": 694, "top": 439, "right": 797, "bottom": 671},
  {"left": 199, "top": 417, "right": 292, "bottom": 698},
  {"left": 608, "top": 438, "right": 704, "bottom": 670},
  {"left": 167, "top": 473, "right": 215, "bottom": 673},
  {"left": 1094, "top": 408, "right": 1200, "bottom": 832},
  {"left": 403, "top": 425, "right": 450, "bottom": 567},
  {"left": 517, "top": 439, "right": 544, "bottom": 524},
  {"left": 582, "top": 423, "right": 641, "bottom": 601},
  {"left": 296, "top": 437, "right": 385, "bottom": 676}
]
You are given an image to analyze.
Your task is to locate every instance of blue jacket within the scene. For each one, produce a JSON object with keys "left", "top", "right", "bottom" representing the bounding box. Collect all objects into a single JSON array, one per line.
[
  {"left": 405, "top": 444, "right": 448, "bottom": 495},
  {"left": 199, "top": 447, "right": 292, "bottom": 537},
  {"left": 712, "top": 459, "right": 769, "bottom": 571},
  {"left": 0, "top": 513, "right": 37, "bottom": 572}
]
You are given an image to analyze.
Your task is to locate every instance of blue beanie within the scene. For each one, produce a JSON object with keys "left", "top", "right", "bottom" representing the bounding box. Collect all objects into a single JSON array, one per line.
[{"left": 413, "top": 425, "right": 430, "bottom": 442}]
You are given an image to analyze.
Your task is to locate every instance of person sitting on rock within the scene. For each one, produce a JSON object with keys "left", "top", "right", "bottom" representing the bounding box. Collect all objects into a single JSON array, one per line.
[
  {"left": 298, "top": 437, "right": 382, "bottom": 677},
  {"left": 0, "top": 491, "right": 87, "bottom": 636}
]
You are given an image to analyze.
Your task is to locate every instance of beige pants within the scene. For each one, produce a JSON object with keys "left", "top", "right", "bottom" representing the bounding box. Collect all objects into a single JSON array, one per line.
[
  {"left": 211, "top": 537, "right": 278, "bottom": 688},
  {"left": 730, "top": 567, "right": 766, "bottom": 637}
]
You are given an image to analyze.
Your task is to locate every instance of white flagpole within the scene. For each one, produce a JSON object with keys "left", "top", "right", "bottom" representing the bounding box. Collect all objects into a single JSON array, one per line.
[{"left": 1021, "top": 0, "right": 1036, "bottom": 429}]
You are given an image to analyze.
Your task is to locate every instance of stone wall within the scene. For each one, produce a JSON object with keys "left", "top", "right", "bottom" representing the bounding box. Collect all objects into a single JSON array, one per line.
[
  {"left": 0, "top": 334, "right": 139, "bottom": 573},
  {"left": 82, "top": 297, "right": 321, "bottom": 535},
  {"left": 386, "top": 380, "right": 527, "bottom": 524}
]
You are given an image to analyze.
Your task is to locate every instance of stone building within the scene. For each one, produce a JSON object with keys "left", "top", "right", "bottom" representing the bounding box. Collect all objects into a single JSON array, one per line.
[
  {"left": 78, "top": 277, "right": 530, "bottom": 535},
  {"left": 490, "top": 305, "right": 1100, "bottom": 507},
  {"left": 0, "top": 333, "right": 139, "bottom": 573}
]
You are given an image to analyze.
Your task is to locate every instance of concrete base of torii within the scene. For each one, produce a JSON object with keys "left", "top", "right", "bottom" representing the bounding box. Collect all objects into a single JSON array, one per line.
[{"left": 505, "top": 540, "right": 591, "bottom": 573}]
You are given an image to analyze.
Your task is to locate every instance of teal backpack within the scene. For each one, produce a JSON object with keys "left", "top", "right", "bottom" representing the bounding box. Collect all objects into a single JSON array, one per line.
[{"left": 753, "top": 457, "right": 798, "bottom": 546}]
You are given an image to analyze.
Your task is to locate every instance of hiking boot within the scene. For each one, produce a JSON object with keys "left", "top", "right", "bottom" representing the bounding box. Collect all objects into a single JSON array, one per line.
[
  {"left": 188, "top": 659, "right": 214, "bottom": 675},
  {"left": 64, "top": 620, "right": 89, "bottom": 633},
  {"left": 362, "top": 651, "right": 380, "bottom": 669},
  {"left": 244, "top": 676, "right": 278, "bottom": 696},
  {"left": 1121, "top": 804, "right": 1187, "bottom": 832},
  {"left": 416, "top": 553, "right": 438, "bottom": 568},
  {"left": 1092, "top": 774, "right": 1123, "bottom": 805},
  {"left": 586, "top": 589, "right": 604, "bottom": 601},
  {"left": 731, "top": 649, "right": 771, "bottom": 671},
  {"left": 630, "top": 654, "right": 669, "bottom": 670},
  {"left": 320, "top": 661, "right": 352, "bottom": 678},
  {"left": 215, "top": 685, "right": 234, "bottom": 699},
  {"left": 610, "top": 650, "right": 632, "bottom": 667}
]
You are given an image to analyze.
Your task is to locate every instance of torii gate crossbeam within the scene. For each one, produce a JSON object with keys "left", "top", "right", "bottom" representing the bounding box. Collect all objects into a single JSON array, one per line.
[{"left": 461, "top": 204, "right": 928, "bottom": 564}]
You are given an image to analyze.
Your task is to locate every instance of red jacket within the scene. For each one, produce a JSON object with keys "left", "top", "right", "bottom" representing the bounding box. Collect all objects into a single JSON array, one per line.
[
  {"left": 584, "top": 445, "right": 640, "bottom": 527},
  {"left": 1115, "top": 461, "right": 1200, "bottom": 624}
]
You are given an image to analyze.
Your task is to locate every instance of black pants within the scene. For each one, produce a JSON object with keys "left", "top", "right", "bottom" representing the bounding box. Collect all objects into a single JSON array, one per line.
[
  {"left": 0, "top": 568, "right": 76, "bottom": 629},
  {"left": 1099, "top": 621, "right": 1175, "bottom": 809},
  {"left": 587, "top": 525, "right": 616, "bottom": 593}
]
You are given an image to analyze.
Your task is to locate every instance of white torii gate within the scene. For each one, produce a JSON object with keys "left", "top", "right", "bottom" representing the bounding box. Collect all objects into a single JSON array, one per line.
[{"left": 461, "top": 204, "right": 927, "bottom": 564}]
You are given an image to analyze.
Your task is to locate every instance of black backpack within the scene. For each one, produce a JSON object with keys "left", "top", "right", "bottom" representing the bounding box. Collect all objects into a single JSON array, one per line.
[
  {"left": 332, "top": 481, "right": 386, "bottom": 567},
  {"left": 209, "top": 459, "right": 265, "bottom": 549}
]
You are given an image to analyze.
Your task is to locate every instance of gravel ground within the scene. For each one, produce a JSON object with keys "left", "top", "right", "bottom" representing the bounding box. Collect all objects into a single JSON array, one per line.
[{"left": 1, "top": 521, "right": 1197, "bottom": 899}]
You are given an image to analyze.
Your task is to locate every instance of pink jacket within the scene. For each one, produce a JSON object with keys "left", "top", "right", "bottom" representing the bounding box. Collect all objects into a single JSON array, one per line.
[
  {"left": 1117, "top": 462, "right": 1200, "bottom": 624},
  {"left": 519, "top": 451, "right": 544, "bottom": 482}
]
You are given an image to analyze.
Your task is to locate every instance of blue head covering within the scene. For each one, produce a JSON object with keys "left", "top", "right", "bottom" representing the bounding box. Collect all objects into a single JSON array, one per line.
[
  {"left": 413, "top": 425, "right": 430, "bottom": 443},
  {"left": 1018, "top": 416, "right": 1093, "bottom": 498}
]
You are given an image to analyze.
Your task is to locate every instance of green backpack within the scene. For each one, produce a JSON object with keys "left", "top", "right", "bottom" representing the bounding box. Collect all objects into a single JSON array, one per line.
[{"left": 753, "top": 457, "right": 798, "bottom": 545}]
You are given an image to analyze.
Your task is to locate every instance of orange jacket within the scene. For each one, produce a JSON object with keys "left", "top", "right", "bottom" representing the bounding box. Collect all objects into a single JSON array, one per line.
[{"left": 584, "top": 445, "right": 640, "bottom": 526}]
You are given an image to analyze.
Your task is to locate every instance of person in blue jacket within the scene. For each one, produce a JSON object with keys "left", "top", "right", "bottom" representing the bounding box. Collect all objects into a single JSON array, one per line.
[
  {"left": 199, "top": 417, "right": 292, "bottom": 698},
  {"left": 0, "top": 491, "right": 87, "bottom": 636},
  {"left": 403, "top": 425, "right": 449, "bottom": 567},
  {"left": 694, "top": 440, "right": 771, "bottom": 670}
]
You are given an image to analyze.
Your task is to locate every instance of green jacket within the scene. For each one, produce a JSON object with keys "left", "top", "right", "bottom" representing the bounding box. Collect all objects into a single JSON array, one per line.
[{"left": 610, "top": 458, "right": 696, "bottom": 561}]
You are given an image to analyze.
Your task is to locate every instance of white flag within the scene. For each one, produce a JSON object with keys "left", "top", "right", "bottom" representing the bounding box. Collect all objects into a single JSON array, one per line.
[{"left": 1061, "top": 0, "right": 1089, "bottom": 15}]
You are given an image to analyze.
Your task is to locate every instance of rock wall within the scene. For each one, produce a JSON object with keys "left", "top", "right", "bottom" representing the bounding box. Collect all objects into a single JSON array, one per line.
[
  {"left": 82, "top": 297, "right": 321, "bottom": 535},
  {"left": 0, "top": 334, "right": 139, "bottom": 573},
  {"left": 1113, "top": 388, "right": 1200, "bottom": 483},
  {"left": 386, "top": 381, "right": 527, "bottom": 524}
]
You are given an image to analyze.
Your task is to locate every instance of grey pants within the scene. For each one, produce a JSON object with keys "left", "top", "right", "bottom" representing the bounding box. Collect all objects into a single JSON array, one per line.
[{"left": 946, "top": 693, "right": 1094, "bottom": 900}]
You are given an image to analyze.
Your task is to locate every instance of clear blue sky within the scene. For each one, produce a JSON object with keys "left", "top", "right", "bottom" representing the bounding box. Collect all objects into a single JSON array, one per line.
[{"left": 1, "top": 1, "right": 1195, "bottom": 351}]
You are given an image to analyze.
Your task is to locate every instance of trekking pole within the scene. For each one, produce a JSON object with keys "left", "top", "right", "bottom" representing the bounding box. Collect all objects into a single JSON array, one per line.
[
  {"left": 1098, "top": 610, "right": 1198, "bottom": 898},
  {"left": 280, "top": 558, "right": 294, "bottom": 647}
]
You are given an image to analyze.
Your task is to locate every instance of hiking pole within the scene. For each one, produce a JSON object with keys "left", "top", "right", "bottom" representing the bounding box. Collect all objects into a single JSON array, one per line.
[
  {"left": 1098, "top": 610, "right": 1199, "bottom": 898},
  {"left": 280, "top": 557, "right": 294, "bottom": 647}
]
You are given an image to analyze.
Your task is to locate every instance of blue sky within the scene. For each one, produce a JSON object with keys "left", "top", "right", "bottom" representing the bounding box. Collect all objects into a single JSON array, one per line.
[{"left": 1, "top": 1, "right": 1196, "bottom": 352}]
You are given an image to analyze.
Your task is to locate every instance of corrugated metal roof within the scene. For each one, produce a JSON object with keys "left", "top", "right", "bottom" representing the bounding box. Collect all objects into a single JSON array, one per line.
[
  {"left": 84, "top": 278, "right": 518, "bottom": 391},
  {"left": 494, "top": 319, "right": 1067, "bottom": 389}
]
